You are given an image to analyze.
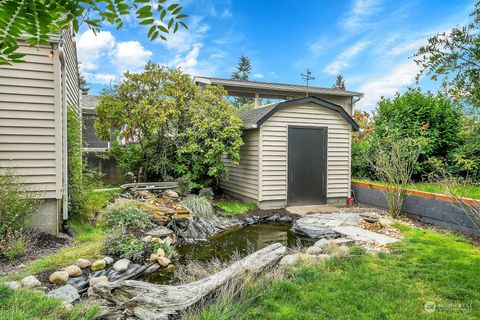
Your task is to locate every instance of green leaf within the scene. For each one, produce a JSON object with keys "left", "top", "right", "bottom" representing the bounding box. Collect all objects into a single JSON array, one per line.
[{"left": 139, "top": 18, "right": 154, "bottom": 25}]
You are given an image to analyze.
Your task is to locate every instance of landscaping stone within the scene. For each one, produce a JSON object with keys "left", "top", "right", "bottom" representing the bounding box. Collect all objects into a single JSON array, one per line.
[
  {"left": 145, "top": 226, "right": 174, "bottom": 238},
  {"left": 157, "top": 256, "right": 171, "bottom": 267},
  {"left": 91, "top": 259, "right": 107, "bottom": 271},
  {"left": 64, "top": 265, "right": 82, "bottom": 277},
  {"left": 76, "top": 258, "right": 92, "bottom": 269},
  {"left": 144, "top": 264, "right": 160, "bottom": 275},
  {"left": 306, "top": 246, "right": 324, "bottom": 256},
  {"left": 291, "top": 213, "right": 362, "bottom": 238},
  {"left": 331, "top": 226, "right": 399, "bottom": 245},
  {"left": 64, "top": 303, "right": 74, "bottom": 311},
  {"left": 20, "top": 275, "right": 41, "bottom": 288},
  {"left": 103, "top": 256, "right": 114, "bottom": 265},
  {"left": 47, "top": 284, "right": 80, "bottom": 303},
  {"left": 314, "top": 238, "right": 355, "bottom": 249},
  {"left": 164, "top": 190, "right": 179, "bottom": 198},
  {"left": 156, "top": 248, "right": 165, "bottom": 257},
  {"left": 150, "top": 237, "right": 162, "bottom": 243},
  {"left": 89, "top": 276, "right": 108, "bottom": 287},
  {"left": 141, "top": 235, "right": 152, "bottom": 243},
  {"left": 279, "top": 254, "right": 300, "bottom": 266},
  {"left": 113, "top": 259, "right": 131, "bottom": 273},
  {"left": 49, "top": 271, "right": 69, "bottom": 285},
  {"left": 5, "top": 281, "right": 22, "bottom": 290},
  {"left": 149, "top": 253, "right": 159, "bottom": 263},
  {"left": 164, "top": 237, "right": 173, "bottom": 246}
]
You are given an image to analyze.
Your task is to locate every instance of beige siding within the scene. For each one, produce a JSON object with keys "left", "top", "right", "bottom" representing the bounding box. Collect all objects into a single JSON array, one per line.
[
  {"left": 313, "top": 94, "right": 353, "bottom": 115},
  {"left": 260, "top": 102, "right": 352, "bottom": 202},
  {"left": 0, "top": 42, "right": 58, "bottom": 199},
  {"left": 220, "top": 129, "right": 259, "bottom": 201},
  {"left": 63, "top": 29, "right": 80, "bottom": 115}
]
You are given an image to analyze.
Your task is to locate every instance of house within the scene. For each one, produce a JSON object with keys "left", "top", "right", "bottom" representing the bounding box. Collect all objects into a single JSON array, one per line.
[
  {"left": 193, "top": 77, "right": 363, "bottom": 208},
  {"left": 0, "top": 29, "right": 80, "bottom": 235}
]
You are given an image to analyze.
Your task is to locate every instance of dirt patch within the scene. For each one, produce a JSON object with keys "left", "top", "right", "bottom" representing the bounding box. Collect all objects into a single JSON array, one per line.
[
  {"left": 0, "top": 229, "right": 72, "bottom": 276},
  {"left": 35, "top": 268, "right": 58, "bottom": 291}
]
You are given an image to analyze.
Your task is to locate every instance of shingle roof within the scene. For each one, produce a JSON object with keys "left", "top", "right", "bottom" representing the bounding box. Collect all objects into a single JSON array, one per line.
[
  {"left": 238, "top": 96, "right": 359, "bottom": 131},
  {"left": 82, "top": 95, "right": 99, "bottom": 111}
]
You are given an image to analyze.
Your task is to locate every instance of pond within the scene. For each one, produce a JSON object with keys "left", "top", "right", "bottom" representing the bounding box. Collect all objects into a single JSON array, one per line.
[{"left": 140, "top": 222, "right": 313, "bottom": 285}]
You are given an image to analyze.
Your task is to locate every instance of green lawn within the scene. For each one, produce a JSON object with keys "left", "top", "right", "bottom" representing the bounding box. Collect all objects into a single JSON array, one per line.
[
  {"left": 354, "top": 178, "right": 480, "bottom": 200},
  {"left": 214, "top": 199, "right": 258, "bottom": 216},
  {"left": 189, "top": 225, "right": 480, "bottom": 320}
]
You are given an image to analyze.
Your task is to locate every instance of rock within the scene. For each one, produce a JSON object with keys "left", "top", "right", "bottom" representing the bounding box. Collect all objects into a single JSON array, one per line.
[
  {"left": 291, "top": 213, "right": 362, "bottom": 238},
  {"left": 322, "top": 242, "right": 341, "bottom": 255},
  {"left": 113, "top": 259, "right": 131, "bottom": 273},
  {"left": 103, "top": 256, "right": 114, "bottom": 265},
  {"left": 331, "top": 226, "right": 399, "bottom": 245},
  {"left": 279, "top": 254, "right": 300, "bottom": 266},
  {"left": 141, "top": 235, "right": 152, "bottom": 243},
  {"left": 149, "top": 253, "right": 159, "bottom": 263},
  {"left": 157, "top": 256, "right": 171, "bottom": 267},
  {"left": 89, "top": 276, "right": 108, "bottom": 287},
  {"left": 46, "top": 284, "right": 80, "bottom": 303},
  {"left": 306, "top": 246, "right": 324, "bottom": 256},
  {"left": 150, "top": 237, "right": 163, "bottom": 243},
  {"left": 164, "top": 237, "right": 173, "bottom": 246},
  {"left": 164, "top": 190, "right": 179, "bottom": 198},
  {"left": 156, "top": 248, "right": 165, "bottom": 257},
  {"left": 5, "top": 281, "right": 21, "bottom": 290},
  {"left": 313, "top": 239, "right": 329, "bottom": 249},
  {"left": 64, "top": 265, "right": 82, "bottom": 277},
  {"left": 63, "top": 303, "right": 74, "bottom": 311},
  {"left": 143, "top": 264, "right": 160, "bottom": 275},
  {"left": 145, "top": 226, "right": 174, "bottom": 238},
  {"left": 20, "top": 275, "right": 41, "bottom": 288},
  {"left": 164, "top": 264, "right": 176, "bottom": 272},
  {"left": 91, "top": 259, "right": 107, "bottom": 271},
  {"left": 76, "top": 258, "right": 92, "bottom": 269},
  {"left": 49, "top": 271, "right": 69, "bottom": 285}
]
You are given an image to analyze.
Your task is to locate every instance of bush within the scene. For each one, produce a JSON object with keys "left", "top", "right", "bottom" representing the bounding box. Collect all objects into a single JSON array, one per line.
[
  {"left": 351, "top": 140, "right": 373, "bottom": 179},
  {"left": 103, "top": 204, "right": 154, "bottom": 232},
  {"left": 180, "top": 196, "right": 215, "bottom": 219},
  {"left": 150, "top": 241, "right": 178, "bottom": 258},
  {"left": 104, "top": 233, "right": 144, "bottom": 259},
  {"left": 2, "top": 235, "right": 27, "bottom": 260}
]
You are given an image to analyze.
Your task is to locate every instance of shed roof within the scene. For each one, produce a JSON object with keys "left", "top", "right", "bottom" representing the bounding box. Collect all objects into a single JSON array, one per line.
[
  {"left": 82, "top": 95, "right": 99, "bottom": 114},
  {"left": 238, "top": 96, "right": 360, "bottom": 131}
]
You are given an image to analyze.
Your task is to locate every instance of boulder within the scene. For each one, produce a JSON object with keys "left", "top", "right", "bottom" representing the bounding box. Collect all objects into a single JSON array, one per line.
[
  {"left": 156, "top": 248, "right": 165, "bottom": 257},
  {"left": 46, "top": 284, "right": 80, "bottom": 303},
  {"left": 91, "top": 259, "right": 107, "bottom": 271},
  {"left": 141, "top": 235, "right": 152, "bottom": 243},
  {"left": 89, "top": 276, "right": 108, "bottom": 287},
  {"left": 64, "top": 265, "right": 82, "bottom": 277},
  {"left": 113, "top": 259, "right": 131, "bottom": 273},
  {"left": 5, "top": 281, "right": 22, "bottom": 290},
  {"left": 164, "top": 190, "right": 179, "bottom": 198},
  {"left": 279, "top": 254, "right": 300, "bottom": 266},
  {"left": 103, "top": 256, "right": 114, "bottom": 265},
  {"left": 49, "top": 271, "right": 69, "bottom": 285},
  {"left": 76, "top": 258, "right": 92, "bottom": 269},
  {"left": 157, "top": 256, "right": 171, "bottom": 267},
  {"left": 145, "top": 226, "right": 174, "bottom": 238},
  {"left": 20, "top": 275, "right": 41, "bottom": 288},
  {"left": 305, "top": 246, "right": 324, "bottom": 256}
]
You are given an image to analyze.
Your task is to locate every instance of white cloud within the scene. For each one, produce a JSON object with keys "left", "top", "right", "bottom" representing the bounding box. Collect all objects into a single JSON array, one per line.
[
  {"left": 162, "top": 16, "right": 209, "bottom": 52},
  {"left": 357, "top": 60, "right": 421, "bottom": 110},
  {"left": 85, "top": 72, "right": 117, "bottom": 85},
  {"left": 113, "top": 41, "right": 152, "bottom": 72},
  {"left": 221, "top": 9, "right": 232, "bottom": 19},
  {"left": 324, "top": 40, "right": 369, "bottom": 75},
  {"left": 77, "top": 30, "right": 116, "bottom": 71},
  {"left": 252, "top": 73, "right": 264, "bottom": 79},
  {"left": 168, "top": 43, "right": 202, "bottom": 75},
  {"left": 341, "top": 0, "right": 384, "bottom": 32}
]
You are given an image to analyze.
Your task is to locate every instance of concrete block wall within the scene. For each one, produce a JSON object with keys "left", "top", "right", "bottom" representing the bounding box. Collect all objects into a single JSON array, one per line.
[{"left": 352, "top": 182, "right": 479, "bottom": 235}]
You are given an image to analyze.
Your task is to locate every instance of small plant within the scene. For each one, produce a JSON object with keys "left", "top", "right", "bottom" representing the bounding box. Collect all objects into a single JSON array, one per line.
[
  {"left": 177, "top": 176, "right": 192, "bottom": 195},
  {"left": 2, "top": 234, "right": 27, "bottom": 261},
  {"left": 104, "top": 233, "right": 144, "bottom": 259},
  {"left": 150, "top": 241, "right": 178, "bottom": 258},
  {"left": 180, "top": 196, "right": 215, "bottom": 219},
  {"left": 215, "top": 200, "right": 257, "bottom": 216},
  {"left": 103, "top": 204, "right": 154, "bottom": 232},
  {"left": 199, "top": 187, "right": 214, "bottom": 200}
]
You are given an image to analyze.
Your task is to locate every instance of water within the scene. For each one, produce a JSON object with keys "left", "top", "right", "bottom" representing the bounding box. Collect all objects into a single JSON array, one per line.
[{"left": 140, "top": 222, "right": 313, "bottom": 284}]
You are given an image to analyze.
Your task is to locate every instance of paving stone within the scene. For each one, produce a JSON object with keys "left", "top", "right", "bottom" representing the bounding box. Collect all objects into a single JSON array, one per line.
[
  {"left": 332, "top": 226, "right": 399, "bottom": 245},
  {"left": 291, "top": 213, "right": 362, "bottom": 238}
]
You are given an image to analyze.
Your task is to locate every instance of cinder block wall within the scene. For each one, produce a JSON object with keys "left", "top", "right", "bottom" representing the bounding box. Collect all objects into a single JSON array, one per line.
[{"left": 352, "top": 182, "right": 479, "bottom": 235}]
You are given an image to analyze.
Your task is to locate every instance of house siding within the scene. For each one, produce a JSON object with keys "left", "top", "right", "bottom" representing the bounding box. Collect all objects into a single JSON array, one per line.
[
  {"left": 260, "top": 102, "right": 352, "bottom": 204},
  {"left": 220, "top": 129, "right": 259, "bottom": 201}
]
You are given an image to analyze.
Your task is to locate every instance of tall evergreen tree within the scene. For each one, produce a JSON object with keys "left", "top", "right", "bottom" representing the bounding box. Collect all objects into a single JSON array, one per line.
[
  {"left": 231, "top": 55, "right": 254, "bottom": 108},
  {"left": 333, "top": 74, "right": 346, "bottom": 90},
  {"left": 80, "top": 74, "right": 89, "bottom": 95}
]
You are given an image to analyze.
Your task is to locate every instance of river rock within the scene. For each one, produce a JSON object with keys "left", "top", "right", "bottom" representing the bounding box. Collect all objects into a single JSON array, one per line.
[
  {"left": 141, "top": 235, "right": 152, "bottom": 243},
  {"left": 91, "top": 259, "right": 106, "bottom": 271},
  {"left": 113, "top": 259, "right": 131, "bottom": 273},
  {"left": 151, "top": 237, "right": 163, "bottom": 243},
  {"left": 164, "top": 237, "right": 173, "bottom": 246},
  {"left": 146, "top": 226, "right": 174, "bottom": 238},
  {"left": 76, "top": 258, "right": 92, "bottom": 269},
  {"left": 143, "top": 264, "right": 160, "bottom": 274},
  {"left": 5, "top": 281, "right": 22, "bottom": 289},
  {"left": 103, "top": 256, "right": 114, "bottom": 265},
  {"left": 164, "top": 190, "right": 179, "bottom": 198},
  {"left": 64, "top": 265, "right": 82, "bottom": 277},
  {"left": 20, "top": 275, "right": 41, "bottom": 288},
  {"left": 305, "top": 246, "right": 324, "bottom": 256},
  {"left": 157, "top": 256, "right": 171, "bottom": 267},
  {"left": 47, "top": 284, "right": 80, "bottom": 303},
  {"left": 156, "top": 248, "right": 165, "bottom": 257},
  {"left": 149, "top": 253, "right": 159, "bottom": 263},
  {"left": 89, "top": 276, "right": 108, "bottom": 287},
  {"left": 279, "top": 254, "right": 300, "bottom": 266},
  {"left": 49, "top": 271, "right": 69, "bottom": 285}
]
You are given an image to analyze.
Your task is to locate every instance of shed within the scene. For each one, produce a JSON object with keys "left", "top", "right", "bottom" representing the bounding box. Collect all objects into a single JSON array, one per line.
[{"left": 220, "top": 96, "right": 360, "bottom": 209}]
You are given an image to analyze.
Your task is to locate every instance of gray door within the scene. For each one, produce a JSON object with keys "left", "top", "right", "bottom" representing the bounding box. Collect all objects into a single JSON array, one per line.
[{"left": 287, "top": 126, "right": 327, "bottom": 206}]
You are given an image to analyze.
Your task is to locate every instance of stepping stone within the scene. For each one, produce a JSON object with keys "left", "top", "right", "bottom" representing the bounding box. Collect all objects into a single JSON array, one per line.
[
  {"left": 47, "top": 284, "right": 80, "bottom": 303},
  {"left": 291, "top": 213, "right": 362, "bottom": 238},
  {"left": 286, "top": 205, "right": 340, "bottom": 215},
  {"left": 331, "top": 226, "right": 399, "bottom": 245}
]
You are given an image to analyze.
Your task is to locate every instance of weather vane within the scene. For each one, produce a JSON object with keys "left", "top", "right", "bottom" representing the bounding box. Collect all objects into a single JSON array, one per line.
[{"left": 301, "top": 68, "right": 315, "bottom": 96}]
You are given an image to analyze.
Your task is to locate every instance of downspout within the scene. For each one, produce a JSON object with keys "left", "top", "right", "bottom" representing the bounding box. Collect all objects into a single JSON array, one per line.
[{"left": 58, "top": 42, "right": 76, "bottom": 237}]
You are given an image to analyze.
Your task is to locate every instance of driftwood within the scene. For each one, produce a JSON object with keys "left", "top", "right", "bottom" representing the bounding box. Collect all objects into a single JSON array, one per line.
[{"left": 90, "top": 243, "right": 287, "bottom": 319}]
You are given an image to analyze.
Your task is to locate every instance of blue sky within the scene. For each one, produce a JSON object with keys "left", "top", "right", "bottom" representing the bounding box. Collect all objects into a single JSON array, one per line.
[{"left": 78, "top": 0, "right": 475, "bottom": 111}]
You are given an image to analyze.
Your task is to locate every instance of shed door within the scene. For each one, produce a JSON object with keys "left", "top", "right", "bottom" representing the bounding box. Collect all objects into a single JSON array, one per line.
[{"left": 287, "top": 126, "right": 327, "bottom": 206}]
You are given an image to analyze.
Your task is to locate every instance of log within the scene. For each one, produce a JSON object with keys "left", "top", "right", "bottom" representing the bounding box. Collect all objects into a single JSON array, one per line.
[{"left": 90, "top": 243, "right": 287, "bottom": 319}]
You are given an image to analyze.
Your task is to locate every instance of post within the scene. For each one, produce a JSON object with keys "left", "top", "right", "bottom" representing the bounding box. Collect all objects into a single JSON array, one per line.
[{"left": 255, "top": 93, "right": 259, "bottom": 108}]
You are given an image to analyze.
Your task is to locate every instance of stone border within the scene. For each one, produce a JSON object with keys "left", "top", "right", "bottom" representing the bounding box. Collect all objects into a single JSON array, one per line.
[{"left": 352, "top": 181, "right": 479, "bottom": 235}]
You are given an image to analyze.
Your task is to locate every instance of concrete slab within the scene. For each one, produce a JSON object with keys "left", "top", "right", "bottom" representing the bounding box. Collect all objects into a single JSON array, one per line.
[
  {"left": 286, "top": 205, "right": 341, "bottom": 215},
  {"left": 332, "top": 226, "right": 399, "bottom": 245}
]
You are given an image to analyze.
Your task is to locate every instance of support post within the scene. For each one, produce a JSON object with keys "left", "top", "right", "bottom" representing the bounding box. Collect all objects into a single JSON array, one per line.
[{"left": 255, "top": 93, "right": 259, "bottom": 108}]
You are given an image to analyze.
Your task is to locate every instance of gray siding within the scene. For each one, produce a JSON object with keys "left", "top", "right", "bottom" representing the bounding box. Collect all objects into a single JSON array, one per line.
[
  {"left": 220, "top": 129, "right": 259, "bottom": 201},
  {"left": 260, "top": 102, "right": 352, "bottom": 203}
]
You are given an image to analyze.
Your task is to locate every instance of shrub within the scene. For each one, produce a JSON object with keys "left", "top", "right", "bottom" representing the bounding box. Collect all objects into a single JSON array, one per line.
[
  {"left": 2, "top": 235, "right": 27, "bottom": 260},
  {"left": 103, "top": 204, "right": 154, "bottom": 232},
  {"left": 150, "top": 241, "right": 178, "bottom": 258},
  {"left": 104, "top": 233, "right": 144, "bottom": 259},
  {"left": 180, "top": 196, "right": 215, "bottom": 219},
  {"left": 351, "top": 140, "right": 373, "bottom": 179}
]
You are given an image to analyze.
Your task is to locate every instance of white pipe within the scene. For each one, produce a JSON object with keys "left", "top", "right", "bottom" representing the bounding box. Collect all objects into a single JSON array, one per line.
[{"left": 58, "top": 43, "right": 68, "bottom": 221}]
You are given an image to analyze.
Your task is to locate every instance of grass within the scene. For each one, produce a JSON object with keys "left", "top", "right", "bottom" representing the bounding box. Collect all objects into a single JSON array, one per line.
[
  {"left": 189, "top": 225, "right": 480, "bottom": 319},
  {"left": 0, "top": 285, "right": 98, "bottom": 319},
  {"left": 214, "top": 199, "right": 258, "bottom": 216},
  {"left": 354, "top": 178, "right": 480, "bottom": 200}
]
